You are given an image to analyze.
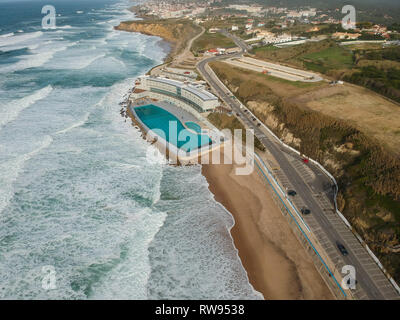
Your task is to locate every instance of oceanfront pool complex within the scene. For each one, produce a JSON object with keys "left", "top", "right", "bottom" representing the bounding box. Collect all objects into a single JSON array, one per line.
[
  {"left": 127, "top": 75, "right": 225, "bottom": 159},
  {"left": 130, "top": 76, "right": 220, "bottom": 113},
  {"left": 134, "top": 104, "right": 212, "bottom": 152}
]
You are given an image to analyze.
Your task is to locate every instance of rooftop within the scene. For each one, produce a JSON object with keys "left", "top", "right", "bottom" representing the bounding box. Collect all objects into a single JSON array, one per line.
[{"left": 146, "top": 76, "right": 217, "bottom": 101}]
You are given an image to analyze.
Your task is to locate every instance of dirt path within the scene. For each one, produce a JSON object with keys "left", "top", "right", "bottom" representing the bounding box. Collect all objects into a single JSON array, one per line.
[{"left": 151, "top": 25, "right": 205, "bottom": 75}]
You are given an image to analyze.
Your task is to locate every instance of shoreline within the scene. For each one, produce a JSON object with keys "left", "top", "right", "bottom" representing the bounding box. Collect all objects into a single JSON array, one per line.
[{"left": 118, "top": 13, "right": 334, "bottom": 299}]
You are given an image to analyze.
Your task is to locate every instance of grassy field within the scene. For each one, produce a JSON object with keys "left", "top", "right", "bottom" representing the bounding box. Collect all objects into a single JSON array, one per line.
[
  {"left": 209, "top": 60, "right": 400, "bottom": 281},
  {"left": 346, "top": 43, "right": 387, "bottom": 50},
  {"left": 301, "top": 46, "right": 354, "bottom": 73},
  {"left": 252, "top": 40, "right": 400, "bottom": 102},
  {"left": 251, "top": 45, "right": 279, "bottom": 54},
  {"left": 252, "top": 40, "right": 354, "bottom": 75},
  {"left": 344, "top": 45, "right": 400, "bottom": 102},
  {"left": 192, "top": 31, "right": 235, "bottom": 54}
]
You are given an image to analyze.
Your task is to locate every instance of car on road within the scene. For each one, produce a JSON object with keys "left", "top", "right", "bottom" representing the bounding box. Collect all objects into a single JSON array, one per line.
[
  {"left": 301, "top": 208, "right": 311, "bottom": 215},
  {"left": 252, "top": 117, "right": 256, "bottom": 121},
  {"left": 337, "top": 242, "right": 349, "bottom": 256},
  {"left": 257, "top": 123, "right": 261, "bottom": 127},
  {"left": 287, "top": 190, "right": 297, "bottom": 196}
]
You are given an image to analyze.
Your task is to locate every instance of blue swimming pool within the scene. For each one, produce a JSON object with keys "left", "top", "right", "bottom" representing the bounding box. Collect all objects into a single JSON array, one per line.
[
  {"left": 134, "top": 105, "right": 212, "bottom": 152},
  {"left": 185, "top": 121, "right": 202, "bottom": 134}
]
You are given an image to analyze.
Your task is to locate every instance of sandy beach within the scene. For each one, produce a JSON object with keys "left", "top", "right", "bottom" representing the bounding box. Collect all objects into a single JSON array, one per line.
[{"left": 202, "top": 157, "right": 334, "bottom": 300}]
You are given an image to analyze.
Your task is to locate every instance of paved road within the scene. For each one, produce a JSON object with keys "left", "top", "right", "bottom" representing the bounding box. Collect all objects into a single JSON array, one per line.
[
  {"left": 220, "top": 29, "right": 251, "bottom": 52},
  {"left": 197, "top": 31, "right": 399, "bottom": 300}
]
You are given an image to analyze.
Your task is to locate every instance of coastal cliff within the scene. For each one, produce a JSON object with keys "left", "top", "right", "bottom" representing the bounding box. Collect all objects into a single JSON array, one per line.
[
  {"left": 116, "top": 21, "right": 181, "bottom": 44},
  {"left": 115, "top": 19, "right": 201, "bottom": 59}
]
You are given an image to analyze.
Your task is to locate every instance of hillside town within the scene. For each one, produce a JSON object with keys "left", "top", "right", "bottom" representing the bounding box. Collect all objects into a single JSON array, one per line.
[{"left": 134, "top": 0, "right": 400, "bottom": 47}]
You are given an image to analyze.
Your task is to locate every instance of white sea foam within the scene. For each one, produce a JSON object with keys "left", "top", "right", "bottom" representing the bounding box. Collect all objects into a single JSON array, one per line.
[
  {"left": 0, "top": 51, "right": 58, "bottom": 73},
  {"left": 0, "top": 32, "right": 14, "bottom": 38},
  {"left": 0, "top": 31, "right": 42, "bottom": 48},
  {"left": 0, "top": 43, "right": 71, "bottom": 73},
  {"left": 89, "top": 206, "right": 167, "bottom": 299},
  {"left": 27, "top": 44, "right": 39, "bottom": 50},
  {"left": 57, "top": 25, "right": 73, "bottom": 29},
  {"left": 110, "top": 57, "right": 126, "bottom": 67},
  {"left": 56, "top": 112, "right": 90, "bottom": 134},
  {"left": 146, "top": 167, "right": 263, "bottom": 300},
  {"left": 0, "top": 135, "right": 53, "bottom": 215},
  {"left": 74, "top": 53, "right": 106, "bottom": 69},
  {"left": 0, "top": 86, "right": 53, "bottom": 129},
  {"left": 48, "top": 50, "right": 106, "bottom": 70}
]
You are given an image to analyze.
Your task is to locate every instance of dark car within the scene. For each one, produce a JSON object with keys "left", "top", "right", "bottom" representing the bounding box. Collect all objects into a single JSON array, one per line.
[
  {"left": 337, "top": 242, "right": 349, "bottom": 256},
  {"left": 257, "top": 123, "right": 261, "bottom": 127},
  {"left": 301, "top": 208, "right": 311, "bottom": 215},
  {"left": 346, "top": 278, "right": 358, "bottom": 286},
  {"left": 287, "top": 190, "right": 297, "bottom": 196}
]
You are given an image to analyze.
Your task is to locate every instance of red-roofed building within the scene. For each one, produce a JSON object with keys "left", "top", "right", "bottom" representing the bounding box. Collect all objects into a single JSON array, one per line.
[{"left": 207, "top": 48, "right": 219, "bottom": 55}]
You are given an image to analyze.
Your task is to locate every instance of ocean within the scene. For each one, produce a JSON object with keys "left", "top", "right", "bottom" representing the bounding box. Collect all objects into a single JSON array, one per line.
[{"left": 0, "top": 0, "right": 262, "bottom": 299}]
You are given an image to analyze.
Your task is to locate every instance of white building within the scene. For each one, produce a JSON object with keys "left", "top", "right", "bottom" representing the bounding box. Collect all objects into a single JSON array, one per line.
[
  {"left": 231, "top": 25, "right": 239, "bottom": 31},
  {"left": 262, "top": 33, "right": 292, "bottom": 44},
  {"left": 228, "top": 4, "right": 263, "bottom": 13},
  {"left": 131, "top": 76, "right": 220, "bottom": 113}
]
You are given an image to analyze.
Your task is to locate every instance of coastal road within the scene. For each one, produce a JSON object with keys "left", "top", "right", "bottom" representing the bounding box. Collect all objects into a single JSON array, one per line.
[{"left": 197, "top": 31, "right": 400, "bottom": 300}]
